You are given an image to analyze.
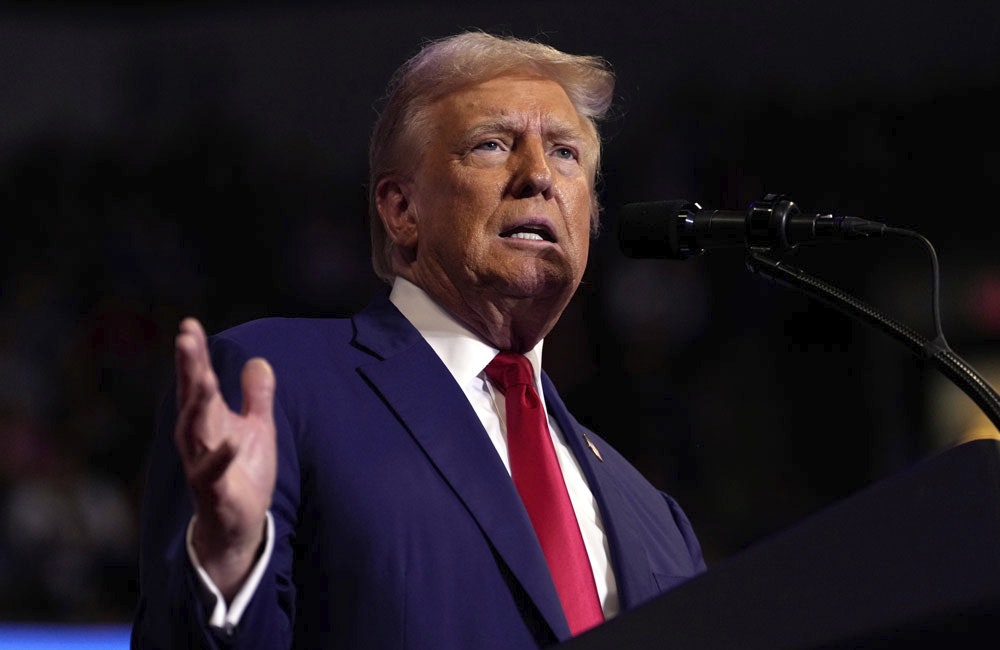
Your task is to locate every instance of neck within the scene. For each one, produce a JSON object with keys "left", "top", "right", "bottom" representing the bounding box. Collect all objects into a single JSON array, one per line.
[{"left": 396, "top": 272, "right": 570, "bottom": 353}]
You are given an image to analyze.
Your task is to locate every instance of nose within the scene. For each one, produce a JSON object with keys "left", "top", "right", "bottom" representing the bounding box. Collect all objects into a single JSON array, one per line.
[{"left": 509, "top": 139, "right": 553, "bottom": 200}]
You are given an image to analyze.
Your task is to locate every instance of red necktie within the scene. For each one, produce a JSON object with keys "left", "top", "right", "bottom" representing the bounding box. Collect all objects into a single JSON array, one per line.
[{"left": 485, "top": 352, "right": 604, "bottom": 636}]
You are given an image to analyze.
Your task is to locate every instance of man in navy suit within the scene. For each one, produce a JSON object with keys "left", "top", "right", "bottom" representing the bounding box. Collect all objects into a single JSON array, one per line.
[{"left": 132, "top": 30, "right": 705, "bottom": 649}]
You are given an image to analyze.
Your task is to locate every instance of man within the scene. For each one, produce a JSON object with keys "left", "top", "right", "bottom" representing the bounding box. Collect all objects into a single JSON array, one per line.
[{"left": 132, "top": 30, "right": 705, "bottom": 649}]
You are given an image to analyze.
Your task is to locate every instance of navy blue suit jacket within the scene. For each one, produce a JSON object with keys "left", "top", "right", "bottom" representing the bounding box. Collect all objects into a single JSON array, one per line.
[{"left": 132, "top": 294, "right": 705, "bottom": 649}]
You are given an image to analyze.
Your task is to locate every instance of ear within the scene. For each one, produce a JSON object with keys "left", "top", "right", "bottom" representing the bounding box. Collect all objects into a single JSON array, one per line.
[{"left": 375, "top": 176, "right": 418, "bottom": 248}]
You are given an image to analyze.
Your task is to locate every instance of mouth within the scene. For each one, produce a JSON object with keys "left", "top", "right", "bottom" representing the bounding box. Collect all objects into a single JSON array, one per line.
[{"left": 499, "top": 221, "right": 557, "bottom": 243}]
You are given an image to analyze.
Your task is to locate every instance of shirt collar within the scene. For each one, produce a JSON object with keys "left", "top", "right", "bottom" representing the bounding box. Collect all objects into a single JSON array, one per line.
[{"left": 388, "top": 277, "right": 545, "bottom": 386}]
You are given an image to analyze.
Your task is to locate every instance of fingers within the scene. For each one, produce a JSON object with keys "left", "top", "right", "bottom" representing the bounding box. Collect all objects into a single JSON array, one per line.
[
  {"left": 174, "top": 317, "right": 221, "bottom": 465},
  {"left": 175, "top": 317, "right": 210, "bottom": 409},
  {"left": 241, "top": 357, "right": 276, "bottom": 423},
  {"left": 187, "top": 437, "right": 239, "bottom": 487},
  {"left": 173, "top": 318, "right": 277, "bottom": 469}
]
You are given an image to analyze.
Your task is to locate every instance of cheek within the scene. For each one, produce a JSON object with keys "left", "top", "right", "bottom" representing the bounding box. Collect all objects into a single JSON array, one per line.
[
  {"left": 565, "top": 185, "right": 596, "bottom": 233},
  {"left": 445, "top": 178, "right": 505, "bottom": 229},
  {"left": 572, "top": 229, "right": 591, "bottom": 266}
]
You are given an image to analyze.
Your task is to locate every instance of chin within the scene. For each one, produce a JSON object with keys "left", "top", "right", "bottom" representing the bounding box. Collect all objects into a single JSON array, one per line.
[{"left": 498, "top": 267, "right": 577, "bottom": 303}]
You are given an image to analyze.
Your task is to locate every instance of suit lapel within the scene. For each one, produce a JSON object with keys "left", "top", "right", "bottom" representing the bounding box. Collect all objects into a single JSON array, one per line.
[
  {"left": 352, "top": 297, "right": 571, "bottom": 639},
  {"left": 541, "top": 374, "right": 660, "bottom": 610}
]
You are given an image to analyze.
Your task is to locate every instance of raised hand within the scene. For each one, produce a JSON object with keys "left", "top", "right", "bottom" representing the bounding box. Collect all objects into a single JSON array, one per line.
[{"left": 173, "top": 317, "right": 277, "bottom": 601}]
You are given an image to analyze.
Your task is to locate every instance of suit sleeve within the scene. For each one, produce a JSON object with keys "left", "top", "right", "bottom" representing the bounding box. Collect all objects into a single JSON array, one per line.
[{"left": 131, "top": 335, "right": 299, "bottom": 649}]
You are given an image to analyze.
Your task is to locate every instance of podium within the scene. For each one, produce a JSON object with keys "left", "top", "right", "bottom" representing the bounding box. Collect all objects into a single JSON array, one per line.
[{"left": 563, "top": 438, "right": 1000, "bottom": 649}]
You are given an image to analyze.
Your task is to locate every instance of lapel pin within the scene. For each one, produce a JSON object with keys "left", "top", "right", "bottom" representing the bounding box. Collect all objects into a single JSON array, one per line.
[{"left": 583, "top": 432, "right": 604, "bottom": 462}]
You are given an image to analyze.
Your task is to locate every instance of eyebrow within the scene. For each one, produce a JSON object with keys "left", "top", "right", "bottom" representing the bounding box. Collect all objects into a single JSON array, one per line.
[{"left": 462, "top": 114, "right": 589, "bottom": 145}]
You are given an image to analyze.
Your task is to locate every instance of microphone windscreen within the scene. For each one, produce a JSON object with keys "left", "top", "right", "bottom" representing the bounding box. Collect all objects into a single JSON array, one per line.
[{"left": 618, "top": 200, "right": 689, "bottom": 259}]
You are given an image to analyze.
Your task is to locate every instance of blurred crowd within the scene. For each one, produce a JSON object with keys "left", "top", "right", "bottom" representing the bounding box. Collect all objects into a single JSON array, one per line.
[{"left": 0, "top": 106, "right": 384, "bottom": 621}]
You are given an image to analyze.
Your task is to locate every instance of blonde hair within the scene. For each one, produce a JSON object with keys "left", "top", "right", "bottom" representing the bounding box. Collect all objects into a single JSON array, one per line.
[{"left": 368, "top": 30, "right": 616, "bottom": 282}]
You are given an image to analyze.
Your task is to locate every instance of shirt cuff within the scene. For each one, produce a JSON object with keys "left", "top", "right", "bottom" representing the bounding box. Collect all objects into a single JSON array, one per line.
[{"left": 186, "top": 511, "right": 275, "bottom": 632}]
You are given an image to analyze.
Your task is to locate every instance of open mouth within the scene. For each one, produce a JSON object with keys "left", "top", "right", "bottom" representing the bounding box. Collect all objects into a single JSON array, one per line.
[{"left": 499, "top": 225, "right": 556, "bottom": 243}]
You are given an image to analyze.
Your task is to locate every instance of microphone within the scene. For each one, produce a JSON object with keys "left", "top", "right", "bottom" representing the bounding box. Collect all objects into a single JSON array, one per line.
[{"left": 618, "top": 193, "right": 888, "bottom": 259}]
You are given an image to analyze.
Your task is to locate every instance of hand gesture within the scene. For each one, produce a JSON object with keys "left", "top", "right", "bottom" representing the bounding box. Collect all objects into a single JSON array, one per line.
[{"left": 173, "top": 317, "right": 277, "bottom": 601}]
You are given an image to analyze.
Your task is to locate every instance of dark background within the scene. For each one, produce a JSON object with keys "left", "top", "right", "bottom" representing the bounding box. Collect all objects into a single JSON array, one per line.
[{"left": 2, "top": 0, "right": 999, "bottom": 624}]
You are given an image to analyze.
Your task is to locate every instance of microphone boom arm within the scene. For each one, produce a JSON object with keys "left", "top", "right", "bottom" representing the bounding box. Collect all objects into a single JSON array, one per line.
[{"left": 745, "top": 248, "right": 1000, "bottom": 435}]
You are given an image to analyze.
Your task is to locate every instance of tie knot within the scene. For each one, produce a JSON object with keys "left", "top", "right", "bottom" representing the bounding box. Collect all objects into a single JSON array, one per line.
[{"left": 484, "top": 352, "right": 534, "bottom": 394}]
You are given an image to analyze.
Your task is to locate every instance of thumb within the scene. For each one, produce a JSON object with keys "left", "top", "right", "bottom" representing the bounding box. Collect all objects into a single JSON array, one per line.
[{"left": 241, "top": 357, "right": 276, "bottom": 421}]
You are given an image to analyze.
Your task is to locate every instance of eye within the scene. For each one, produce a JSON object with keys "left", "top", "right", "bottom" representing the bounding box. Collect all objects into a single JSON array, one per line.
[
  {"left": 553, "top": 146, "right": 578, "bottom": 161},
  {"left": 474, "top": 140, "right": 504, "bottom": 152}
]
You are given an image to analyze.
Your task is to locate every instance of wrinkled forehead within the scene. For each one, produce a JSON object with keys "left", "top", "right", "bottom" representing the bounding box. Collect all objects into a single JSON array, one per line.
[
  {"left": 427, "top": 73, "right": 601, "bottom": 167},
  {"left": 439, "top": 75, "right": 587, "bottom": 127}
]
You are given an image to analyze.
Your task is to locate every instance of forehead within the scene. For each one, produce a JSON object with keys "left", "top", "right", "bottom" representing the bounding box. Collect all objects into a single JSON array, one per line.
[{"left": 429, "top": 73, "right": 592, "bottom": 138}]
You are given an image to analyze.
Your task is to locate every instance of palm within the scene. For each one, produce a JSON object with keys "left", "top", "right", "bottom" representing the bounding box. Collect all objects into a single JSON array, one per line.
[{"left": 196, "top": 380, "right": 275, "bottom": 530}]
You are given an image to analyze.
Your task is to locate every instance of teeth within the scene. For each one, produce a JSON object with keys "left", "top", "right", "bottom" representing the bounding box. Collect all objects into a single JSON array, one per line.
[{"left": 508, "top": 232, "right": 545, "bottom": 241}]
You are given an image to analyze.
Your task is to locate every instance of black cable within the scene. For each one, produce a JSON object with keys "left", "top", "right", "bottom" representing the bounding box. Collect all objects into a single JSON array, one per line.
[{"left": 884, "top": 226, "right": 949, "bottom": 352}]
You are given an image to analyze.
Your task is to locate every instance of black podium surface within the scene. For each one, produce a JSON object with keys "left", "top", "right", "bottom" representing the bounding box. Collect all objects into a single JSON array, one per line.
[{"left": 563, "top": 438, "right": 1000, "bottom": 649}]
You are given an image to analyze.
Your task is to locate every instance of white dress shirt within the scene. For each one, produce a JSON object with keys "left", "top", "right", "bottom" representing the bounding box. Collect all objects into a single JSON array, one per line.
[{"left": 190, "top": 277, "right": 620, "bottom": 630}]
